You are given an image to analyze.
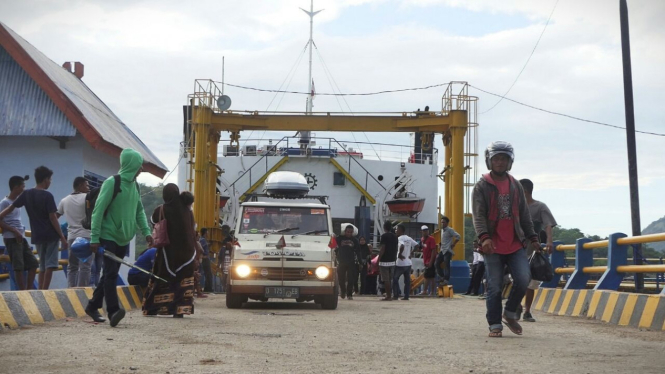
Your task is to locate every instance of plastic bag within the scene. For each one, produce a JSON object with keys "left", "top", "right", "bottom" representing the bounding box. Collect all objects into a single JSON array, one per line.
[
  {"left": 529, "top": 251, "right": 553, "bottom": 282},
  {"left": 70, "top": 237, "right": 104, "bottom": 262}
]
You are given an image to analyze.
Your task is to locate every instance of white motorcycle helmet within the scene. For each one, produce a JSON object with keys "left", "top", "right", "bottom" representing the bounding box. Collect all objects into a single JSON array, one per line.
[{"left": 484, "top": 141, "right": 514, "bottom": 171}]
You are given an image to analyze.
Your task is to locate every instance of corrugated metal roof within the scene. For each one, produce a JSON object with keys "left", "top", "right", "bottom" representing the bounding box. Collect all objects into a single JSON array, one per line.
[
  {"left": 0, "top": 45, "right": 76, "bottom": 136},
  {"left": 0, "top": 23, "right": 167, "bottom": 172}
]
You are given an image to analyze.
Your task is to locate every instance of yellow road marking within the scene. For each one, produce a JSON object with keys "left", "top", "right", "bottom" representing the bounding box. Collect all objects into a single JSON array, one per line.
[
  {"left": 547, "top": 289, "right": 563, "bottom": 314},
  {"left": 619, "top": 294, "right": 638, "bottom": 326},
  {"left": 43, "top": 291, "right": 66, "bottom": 320},
  {"left": 116, "top": 287, "right": 131, "bottom": 310},
  {"left": 84, "top": 287, "right": 94, "bottom": 299},
  {"left": 601, "top": 292, "right": 619, "bottom": 323},
  {"left": 587, "top": 291, "right": 603, "bottom": 318},
  {"left": 558, "top": 290, "right": 574, "bottom": 316},
  {"left": 534, "top": 288, "right": 549, "bottom": 311},
  {"left": 128, "top": 286, "right": 142, "bottom": 308},
  {"left": 638, "top": 295, "right": 660, "bottom": 329},
  {"left": 0, "top": 294, "right": 18, "bottom": 329},
  {"left": 572, "top": 290, "right": 588, "bottom": 317},
  {"left": 65, "top": 289, "right": 86, "bottom": 317},
  {"left": 16, "top": 291, "right": 44, "bottom": 324}
]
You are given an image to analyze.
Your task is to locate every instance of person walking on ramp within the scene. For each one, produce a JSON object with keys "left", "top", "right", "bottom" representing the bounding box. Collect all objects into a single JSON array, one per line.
[
  {"left": 472, "top": 141, "right": 540, "bottom": 338},
  {"left": 519, "top": 178, "right": 557, "bottom": 322},
  {"left": 141, "top": 184, "right": 197, "bottom": 317},
  {"left": 86, "top": 149, "right": 154, "bottom": 327}
]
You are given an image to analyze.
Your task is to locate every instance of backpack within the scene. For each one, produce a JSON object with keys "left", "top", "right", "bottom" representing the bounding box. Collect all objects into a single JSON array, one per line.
[{"left": 81, "top": 175, "right": 122, "bottom": 230}]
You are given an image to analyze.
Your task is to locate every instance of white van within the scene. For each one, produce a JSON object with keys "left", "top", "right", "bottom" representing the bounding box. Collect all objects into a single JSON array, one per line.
[{"left": 225, "top": 172, "right": 338, "bottom": 309}]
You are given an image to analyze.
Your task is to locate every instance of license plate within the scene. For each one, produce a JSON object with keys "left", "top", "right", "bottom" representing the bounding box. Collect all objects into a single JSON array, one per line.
[{"left": 264, "top": 287, "right": 300, "bottom": 298}]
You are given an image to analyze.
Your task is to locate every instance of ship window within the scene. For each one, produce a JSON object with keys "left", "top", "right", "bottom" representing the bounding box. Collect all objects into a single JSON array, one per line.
[{"left": 333, "top": 172, "right": 346, "bottom": 186}]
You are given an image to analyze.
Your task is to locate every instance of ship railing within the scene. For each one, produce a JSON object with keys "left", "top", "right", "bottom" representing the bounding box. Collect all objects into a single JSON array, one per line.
[
  {"left": 222, "top": 136, "right": 438, "bottom": 201},
  {"left": 220, "top": 136, "right": 438, "bottom": 164},
  {"left": 542, "top": 232, "right": 665, "bottom": 294}
]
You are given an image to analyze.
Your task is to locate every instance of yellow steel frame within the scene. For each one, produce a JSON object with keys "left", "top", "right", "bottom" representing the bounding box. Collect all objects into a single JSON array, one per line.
[
  {"left": 329, "top": 158, "right": 376, "bottom": 205},
  {"left": 188, "top": 81, "right": 473, "bottom": 261}
]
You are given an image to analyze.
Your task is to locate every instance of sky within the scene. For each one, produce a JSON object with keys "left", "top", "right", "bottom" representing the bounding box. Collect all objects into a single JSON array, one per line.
[{"left": 2, "top": 0, "right": 664, "bottom": 237}]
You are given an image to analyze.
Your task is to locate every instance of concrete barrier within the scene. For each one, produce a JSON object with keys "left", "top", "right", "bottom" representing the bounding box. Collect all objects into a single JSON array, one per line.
[
  {"left": 0, "top": 286, "right": 143, "bottom": 330},
  {"left": 533, "top": 288, "right": 665, "bottom": 331}
]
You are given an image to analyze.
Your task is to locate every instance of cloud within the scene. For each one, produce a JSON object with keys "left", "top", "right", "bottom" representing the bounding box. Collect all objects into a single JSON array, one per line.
[{"left": 2, "top": 0, "right": 663, "bottom": 234}]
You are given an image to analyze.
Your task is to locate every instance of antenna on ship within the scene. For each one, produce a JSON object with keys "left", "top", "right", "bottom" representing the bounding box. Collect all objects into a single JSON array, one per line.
[{"left": 299, "top": 0, "right": 323, "bottom": 149}]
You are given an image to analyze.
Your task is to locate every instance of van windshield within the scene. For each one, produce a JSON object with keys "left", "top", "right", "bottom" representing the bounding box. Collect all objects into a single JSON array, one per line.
[{"left": 239, "top": 206, "right": 329, "bottom": 235}]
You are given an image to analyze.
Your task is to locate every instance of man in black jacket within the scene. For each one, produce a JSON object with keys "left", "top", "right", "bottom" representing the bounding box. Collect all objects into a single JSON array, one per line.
[{"left": 336, "top": 225, "right": 360, "bottom": 300}]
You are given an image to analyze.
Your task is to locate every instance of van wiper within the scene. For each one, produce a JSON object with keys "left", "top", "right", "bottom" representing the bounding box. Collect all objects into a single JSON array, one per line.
[
  {"left": 292, "top": 229, "right": 329, "bottom": 238},
  {"left": 264, "top": 227, "right": 300, "bottom": 238}
]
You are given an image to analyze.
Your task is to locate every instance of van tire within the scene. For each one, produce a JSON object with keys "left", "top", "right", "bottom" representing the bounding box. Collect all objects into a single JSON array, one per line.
[
  {"left": 226, "top": 289, "right": 246, "bottom": 309},
  {"left": 320, "top": 275, "right": 339, "bottom": 310}
]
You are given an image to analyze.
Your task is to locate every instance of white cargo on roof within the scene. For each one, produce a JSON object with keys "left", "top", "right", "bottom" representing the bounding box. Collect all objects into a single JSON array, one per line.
[{"left": 264, "top": 171, "right": 310, "bottom": 197}]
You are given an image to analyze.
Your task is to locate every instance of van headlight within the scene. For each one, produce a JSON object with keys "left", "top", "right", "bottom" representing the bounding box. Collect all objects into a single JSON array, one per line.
[
  {"left": 315, "top": 266, "right": 330, "bottom": 280},
  {"left": 236, "top": 265, "right": 251, "bottom": 278}
]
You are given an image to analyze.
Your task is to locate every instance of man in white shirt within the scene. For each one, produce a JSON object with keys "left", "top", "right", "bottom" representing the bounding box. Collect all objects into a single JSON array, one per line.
[
  {"left": 57, "top": 177, "right": 91, "bottom": 287},
  {"left": 393, "top": 224, "right": 417, "bottom": 300}
]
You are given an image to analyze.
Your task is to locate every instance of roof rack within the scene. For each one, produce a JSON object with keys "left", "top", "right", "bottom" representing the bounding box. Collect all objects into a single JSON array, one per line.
[{"left": 243, "top": 193, "right": 328, "bottom": 205}]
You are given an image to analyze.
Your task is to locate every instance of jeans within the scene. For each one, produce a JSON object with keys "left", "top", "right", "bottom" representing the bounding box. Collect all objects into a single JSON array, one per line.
[
  {"left": 393, "top": 265, "right": 412, "bottom": 299},
  {"left": 484, "top": 248, "right": 530, "bottom": 331},
  {"left": 200, "top": 257, "right": 213, "bottom": 292},
  {"left": 337, "top": 262, "right": 356, "bottom": 297},
  {"left": 467, "top": 262, "right": 485, "bottom": 295},
  {"left": 87, "top": 239, "right": 128, "bottom": 315},
  {"left": 127, "top": 272, "right": 151, "bottom": 288},
  {"left": 67, "top": 238, "right": 92, "bottom": 288},
  {"left": 435, "top": 251, "right": 452, "bottom": 281}
]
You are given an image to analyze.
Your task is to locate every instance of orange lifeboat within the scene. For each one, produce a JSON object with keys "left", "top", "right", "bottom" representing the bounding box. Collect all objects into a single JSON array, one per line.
[{"left": 385, "top": 197, "right": 425, "bottom": 217}]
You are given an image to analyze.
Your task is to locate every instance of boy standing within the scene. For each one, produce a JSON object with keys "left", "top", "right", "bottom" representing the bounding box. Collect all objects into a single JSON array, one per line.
[
  {"left": 0, "top": 176, "right": 39, "bottom": 290},
  {"left": 0, "top": 167, "right": 67, "bottom": 290},
  {"left": 57, "top": 177, "right": 91, "bottom": 287}
]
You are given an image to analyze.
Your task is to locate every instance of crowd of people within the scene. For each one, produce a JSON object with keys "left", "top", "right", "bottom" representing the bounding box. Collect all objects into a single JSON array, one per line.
[
  {"left": 333, "top": 218, "right": 462, "bottom": 301},
  {"left": 1, "top": 141, "right": 557, "bottom": 337},
  {"left": 0, "top": 149, "right": 208, "bottom": 327}
]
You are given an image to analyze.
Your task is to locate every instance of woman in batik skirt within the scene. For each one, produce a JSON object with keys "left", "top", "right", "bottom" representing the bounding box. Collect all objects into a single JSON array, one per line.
[{"left": 142, "top": 184, "right": 197, "bottom": 317}]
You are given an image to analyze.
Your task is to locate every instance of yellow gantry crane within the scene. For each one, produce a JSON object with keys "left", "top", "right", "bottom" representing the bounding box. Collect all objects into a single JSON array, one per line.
[{"left": 186, "top": 80, "right": 478, "bottom": 266}]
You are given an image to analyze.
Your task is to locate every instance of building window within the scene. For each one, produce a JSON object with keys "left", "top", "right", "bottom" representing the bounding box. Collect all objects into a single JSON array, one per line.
[
  {"left": 84, "top": 170, "right": 107, "bottom": 189},
  {"left": 333, "top": 172, "right": 346, "bottom": 186}
]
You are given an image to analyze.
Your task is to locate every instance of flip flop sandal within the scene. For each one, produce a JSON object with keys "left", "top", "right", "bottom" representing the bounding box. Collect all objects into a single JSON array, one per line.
[
  {"left": 488, "top": 329, "right": 502, "bottom": 338},
  {"left": 502, "top": 317, "right": 523, "bottom": 335}
]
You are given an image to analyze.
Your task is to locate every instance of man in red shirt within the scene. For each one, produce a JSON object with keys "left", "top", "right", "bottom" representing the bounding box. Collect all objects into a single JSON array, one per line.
[
  {"left": 418, "top": 225, "right": 437, "bottom": 296},
  {"left": 472, "top": 141, "right": 540, "bottom": 338}
]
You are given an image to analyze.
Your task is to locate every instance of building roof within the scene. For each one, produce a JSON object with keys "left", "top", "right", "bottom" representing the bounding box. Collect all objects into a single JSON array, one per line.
[{"left": 0, "top": 22, "right": 167, "bottom": 178}]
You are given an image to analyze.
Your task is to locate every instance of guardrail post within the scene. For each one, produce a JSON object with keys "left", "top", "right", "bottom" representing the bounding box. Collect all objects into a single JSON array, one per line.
[
  {"left": 564, "top": 238, "right": 593, "bottom": 290},
  {"left": 595, "top": 232, "right": 628, "bottom": 291},
  {"left": 540, "top": 240, "right": 564, "bottom": 288}
]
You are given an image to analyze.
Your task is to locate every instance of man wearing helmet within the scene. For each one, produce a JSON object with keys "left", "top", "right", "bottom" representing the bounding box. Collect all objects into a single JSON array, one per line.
[{"left": 472, "top": 141, "right": 540, "bottom": 338}]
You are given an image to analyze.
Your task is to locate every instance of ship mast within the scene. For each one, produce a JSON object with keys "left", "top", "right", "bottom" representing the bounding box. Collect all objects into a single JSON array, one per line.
[{"left": 300, "top": 0, "right": 322, "bottom": 147}]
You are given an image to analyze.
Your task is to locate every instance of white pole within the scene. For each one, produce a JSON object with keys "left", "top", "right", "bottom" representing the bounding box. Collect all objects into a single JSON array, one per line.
[
  {"left": 306, "top": 0, "right": 314, "bottom": 114},
  {"left": 300, "top": 1, "right": 323, "bottom": 147}
]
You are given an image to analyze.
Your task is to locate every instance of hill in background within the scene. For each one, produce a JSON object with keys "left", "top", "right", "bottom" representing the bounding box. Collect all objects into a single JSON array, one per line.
[{"left": 643, "top": 215, "right": 665, "bottom": 253}]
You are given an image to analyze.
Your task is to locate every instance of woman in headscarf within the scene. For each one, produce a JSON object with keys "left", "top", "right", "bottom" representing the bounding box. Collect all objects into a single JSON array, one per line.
[{"left": 142, "top": 184, "right": 197, "bottom": 317}]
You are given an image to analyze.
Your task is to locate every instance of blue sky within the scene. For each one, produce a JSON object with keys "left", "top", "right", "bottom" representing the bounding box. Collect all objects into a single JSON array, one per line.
[{"left": 2, "top": 0, "right": 664, "bottom": 237}]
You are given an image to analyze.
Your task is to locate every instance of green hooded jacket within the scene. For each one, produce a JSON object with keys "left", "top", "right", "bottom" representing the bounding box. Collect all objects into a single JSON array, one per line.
[{"left": 90, "top": 149, "right": 151, "bottom": 246}]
